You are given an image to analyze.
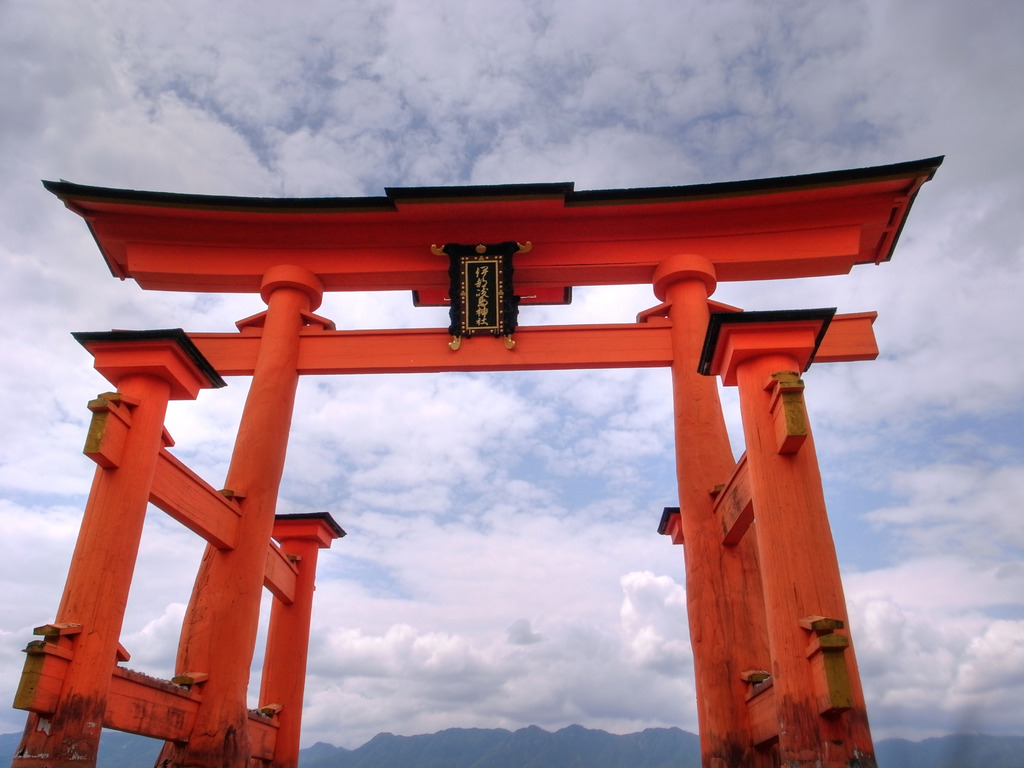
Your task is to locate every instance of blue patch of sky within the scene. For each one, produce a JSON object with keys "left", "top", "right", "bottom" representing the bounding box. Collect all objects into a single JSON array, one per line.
[
  {"left": 138, "top": 76, "right": 279, "bottom": 171},
  {"left": 824, "top": 115, "right": 889, "bottom": 153},
  {"left": 4, "top": 486, "right": 89, "bottom": 512},
  {"left": 835, "top": 406, "right": 1024, "bottom": 474},
  {"left": 822, "top": 479, "right": 899, "bottom": 571},
  {"left": 322, "top": 552, "right": 412, "bottom": 601},
  {"left": 818, "top": 405, "right": 1024, "bottom": 569},
  {"left": 984, "top": 603, "right": 1024, "bottom": 621}
]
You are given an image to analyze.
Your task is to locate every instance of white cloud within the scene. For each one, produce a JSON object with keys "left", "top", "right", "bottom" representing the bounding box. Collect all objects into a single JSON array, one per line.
[
  {"left": 298, "top": 570, "right": 695, "bottom": 747},
  {"left": 867, "top": 463, "right": 1024, "bottom": 558},
  {"left": 847, "top": 557, "right": 1024, "bottom": 739}
]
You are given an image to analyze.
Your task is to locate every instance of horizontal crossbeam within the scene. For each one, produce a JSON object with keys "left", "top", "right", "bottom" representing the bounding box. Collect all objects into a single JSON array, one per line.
[
  {"left": 190, "top": 313, "right": 877, "bottom": 377},
  {"left": 14, "top": 652, "right": 278, "bottom": 754}
]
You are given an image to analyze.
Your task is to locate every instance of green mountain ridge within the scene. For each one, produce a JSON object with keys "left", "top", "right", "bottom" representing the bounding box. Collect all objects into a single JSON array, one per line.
[{"left": 2, "top": 725, "right": 1022, "bottom": 767}]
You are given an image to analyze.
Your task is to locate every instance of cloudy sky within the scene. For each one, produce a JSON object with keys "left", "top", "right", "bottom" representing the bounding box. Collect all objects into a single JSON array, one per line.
[{"left": 1, "top": 0, "right": 1022, "bottom": 754}]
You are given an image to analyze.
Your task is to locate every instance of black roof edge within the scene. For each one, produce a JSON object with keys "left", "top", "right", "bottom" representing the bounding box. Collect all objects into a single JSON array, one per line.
[
  {"left": 697, "top": 308, "right": 837, "bottom": 376},
  {"left": 385, "top": 181, "right": 575, "bottom": 200},
  {"left": 657, "top": 507, "right": 681, "bottom": 536},
  {"left": 71, "top": 328, "right": 227, "bottom": 389},
  {"left": 41, "top": 156, "right": 943, "bottom": 212},
  {"left": 274, "top": 511, "right": 346, "bottom": 539},
  {"left": 570, "top": 156, "right": 944, "bottom": 205},
  {"left": 42, "top": 180, "right": 397, "bottom": 213}
]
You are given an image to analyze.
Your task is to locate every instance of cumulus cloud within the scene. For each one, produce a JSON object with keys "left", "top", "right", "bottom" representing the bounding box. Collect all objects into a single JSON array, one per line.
[
  {"left": 298, "top": 571, "right": 695, "bottom": 747},
  {"left": 847, "top": 559, "right": 1024, "bottom": 740}
]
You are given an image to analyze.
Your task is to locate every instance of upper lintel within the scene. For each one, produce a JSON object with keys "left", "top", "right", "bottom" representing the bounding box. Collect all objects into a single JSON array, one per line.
[{"left": 43, "top": 157, "right": 942, "bottom": 295}]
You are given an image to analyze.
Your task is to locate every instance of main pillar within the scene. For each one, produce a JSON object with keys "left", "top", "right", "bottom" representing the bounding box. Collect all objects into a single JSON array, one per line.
[
  {"left": 11, "top": 331, "right": 224, "bottom": 768},
  {"left": 652, "top": 256, "right": 771, "bottom": 768},
  {"left": 702, "top": 310, "right": 875, "bottom": 767},
  {"left": 164, "top": 266, "right": 325, "bottom": 768}
]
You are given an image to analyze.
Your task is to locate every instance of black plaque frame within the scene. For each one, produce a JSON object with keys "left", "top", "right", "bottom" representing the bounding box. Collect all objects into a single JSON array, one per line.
[{"left": 443, "top": 241, "right": 521, "bottom": 340}]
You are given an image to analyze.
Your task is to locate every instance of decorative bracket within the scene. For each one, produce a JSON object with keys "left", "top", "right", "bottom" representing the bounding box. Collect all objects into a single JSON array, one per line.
[
  {"left": 766, "top": 371, "right": 808, "bottom": 454},
  {"left": 800, "top": 615, "right": 854, "bottom": 716},
  {"left": 84, "top": 393, "right": 140, "bottom": 469}
]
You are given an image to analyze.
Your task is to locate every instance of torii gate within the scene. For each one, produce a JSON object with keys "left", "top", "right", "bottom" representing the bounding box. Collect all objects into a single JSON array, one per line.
[{"left": 10, "top": 157, "right": 941, "bottom": 768}]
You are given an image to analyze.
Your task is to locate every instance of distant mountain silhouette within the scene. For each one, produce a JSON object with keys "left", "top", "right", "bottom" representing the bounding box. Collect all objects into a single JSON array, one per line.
[
  {"left": 1, "top": 725, "right": 1022, "bottom": 767},
  {"left": 299, "top": 725, "right": 701, "bottom": 768}
]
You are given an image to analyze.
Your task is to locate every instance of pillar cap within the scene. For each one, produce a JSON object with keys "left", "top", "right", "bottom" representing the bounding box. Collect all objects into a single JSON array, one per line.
[
  {"left": 273, "top": 512, "right": 346, "bottom": 548},
  {"left": 73, "top": 329, "right": 226, "bottom": 400},
  {"left": 698, "top": 308, "right": 835, "bottom": 385},
  {"left": 652, "top": 254, "right": 717, "bottom": 301},
  {"left": 260, "top": 265, "right": 324, "bottom": 310}
]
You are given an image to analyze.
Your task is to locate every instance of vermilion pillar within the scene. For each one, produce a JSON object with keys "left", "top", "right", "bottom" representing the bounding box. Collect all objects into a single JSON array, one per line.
[
  {"left": 168, "top": 266, "right": 326, "bottom": 768},
  {"left": 652, "top": 256, "right": 771, "bottom": 768},
  {"left": 702, "top": 310, "right": 875, "bottom": 767},
  {"left": 259, "top": 513, "right": 345, "bottom": 768},
  {"left": 11, "top": 331, "right": 224, "bottom": 768}
]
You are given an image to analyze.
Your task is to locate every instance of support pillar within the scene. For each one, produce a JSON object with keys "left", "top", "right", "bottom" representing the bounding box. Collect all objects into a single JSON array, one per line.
[
  {"left": 701, "top": 310, "right": 875, "bottom": 767},
  {"left": 258, "top": 513, "right": 345, "bottom": 768},
  {"left": 165, "top": 266, "right": 325, "bottom": 768},
  {"left": 652, "top": 256, "right": 771, "bottom": 768},
  {"left": 11, "top": 331, "right": 224, "bottom": 768}
]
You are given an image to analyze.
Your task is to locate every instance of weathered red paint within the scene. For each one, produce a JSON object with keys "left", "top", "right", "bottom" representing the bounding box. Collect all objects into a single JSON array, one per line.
[
  {"left": 11, "top": 336, "right": 219, "bottom": 768},
  {"left": 706, "top": 316, "right": 875, "bottom": 766},
  {"left": 166, "top": 268, "right": 323, "bottom": 768},
  {"left": 655, "top": 255, "right": 773, "bottom": 768}
]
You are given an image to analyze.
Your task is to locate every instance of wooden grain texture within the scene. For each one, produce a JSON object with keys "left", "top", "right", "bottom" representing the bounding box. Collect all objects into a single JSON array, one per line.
[
  {"left": 105, "top": 667, "right": 200, "bottom": 742},
  {"left": 263, "top": 542, "right": 298, "bottom": 605},
  {"left": 734, "top": 348, "right": 875, "bottom": 766},
  {"left": 12, "top": 373, "right": 175, "bottom": 768},
  {"left": 713, "top": 454, "right": 754, "bottom": 546},
  {"left": 170, "top": 278, "right": 314, "bottom": 768},
  {"left": 745, "top": 680, "right": 779, "bottom": 747},
  {"left": 660, "top": 260, "right": 772, "bottom": 768}
]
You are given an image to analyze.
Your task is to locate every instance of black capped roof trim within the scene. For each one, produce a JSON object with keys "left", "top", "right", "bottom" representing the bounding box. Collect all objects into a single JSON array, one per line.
[
  {"left": 698, "top": 308, "right": 837, "bottom": 377},
  {"left": 274, "top": 511, "right": 346, "bottom": 539},
  {"left": 657, "top": 507, "right": 681, "bottom": 536},
  {"left": 71, "top": 328, "right": 227, "bottom": 389},
  {"left": 42, "top": 156, "right": 943, "bottom": 213}
]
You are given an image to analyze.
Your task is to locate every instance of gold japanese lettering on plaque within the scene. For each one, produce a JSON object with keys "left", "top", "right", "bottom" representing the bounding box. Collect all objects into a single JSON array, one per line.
[{"left": 431, "top": 241, "right": 530, "bottom": 350}]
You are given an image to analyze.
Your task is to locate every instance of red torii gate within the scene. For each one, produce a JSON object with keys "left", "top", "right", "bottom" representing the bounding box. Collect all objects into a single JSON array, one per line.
[{"left": 11, "top": 157, "right": 941, "bottom": 768}]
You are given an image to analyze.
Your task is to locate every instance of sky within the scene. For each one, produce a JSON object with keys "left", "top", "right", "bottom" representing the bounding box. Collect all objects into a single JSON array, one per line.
[{"left": 1, "top": 0, "right": 1022, "bottom": 754}]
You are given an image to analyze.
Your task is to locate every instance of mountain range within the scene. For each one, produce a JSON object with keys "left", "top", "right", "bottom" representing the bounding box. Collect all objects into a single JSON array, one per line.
[{"left": 1, "top": 725, "right": 1022, "bottom": 767}]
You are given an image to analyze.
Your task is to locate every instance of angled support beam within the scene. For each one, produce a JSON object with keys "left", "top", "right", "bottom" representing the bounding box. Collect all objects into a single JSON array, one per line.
[
  {"left": 713, "top": 454, "right": 754, "bottom": 546},
  {"left": 149, "top": 449, "right": 242, "bottom": 550},
  {"left": 264, "top": 543, "right": 298, "bottom": 604}
]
